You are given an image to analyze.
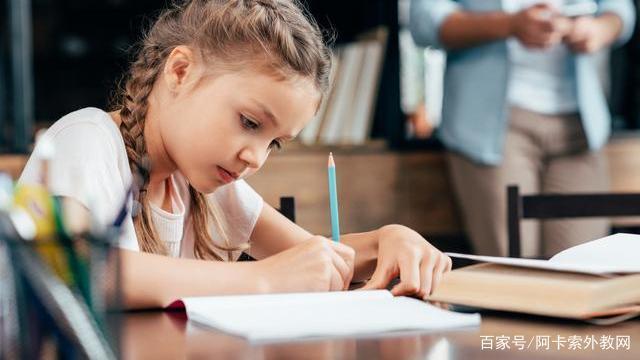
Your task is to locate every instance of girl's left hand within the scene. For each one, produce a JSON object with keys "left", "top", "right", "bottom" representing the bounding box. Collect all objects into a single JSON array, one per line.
[{"left": 361, "top": 224, "right": 452, "bottom": 300}]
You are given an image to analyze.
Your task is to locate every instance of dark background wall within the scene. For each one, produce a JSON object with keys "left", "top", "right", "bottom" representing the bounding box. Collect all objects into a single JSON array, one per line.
[{"left": 1, "top": 0, "right": 639, "bottom": 152}]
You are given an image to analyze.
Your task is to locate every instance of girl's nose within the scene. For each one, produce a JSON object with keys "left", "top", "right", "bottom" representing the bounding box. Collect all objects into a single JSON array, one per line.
[{"left": 238, "top": 145, "right": 268, "bottom": 169}]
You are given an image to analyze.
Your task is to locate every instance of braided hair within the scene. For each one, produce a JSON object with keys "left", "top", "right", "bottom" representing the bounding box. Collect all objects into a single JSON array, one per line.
[{"left": 112, "top": 0, "right": 332, "bottom": 260}]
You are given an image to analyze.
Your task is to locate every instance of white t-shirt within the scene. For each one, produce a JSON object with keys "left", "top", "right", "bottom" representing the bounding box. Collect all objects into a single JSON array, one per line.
[
  {"left": 18, "top": 107, "right": 263, "bottom": 260},
  {"left": 503, "top": 0, "right": 579, "bottom": 115}
]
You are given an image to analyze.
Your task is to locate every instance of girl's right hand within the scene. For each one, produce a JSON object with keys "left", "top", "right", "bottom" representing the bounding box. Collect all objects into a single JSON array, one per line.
[{"left": 253, "top": 236, "right": 355, "bottom": 293}]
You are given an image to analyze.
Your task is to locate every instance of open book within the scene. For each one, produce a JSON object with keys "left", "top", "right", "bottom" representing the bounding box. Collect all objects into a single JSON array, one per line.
[
  {"left": 446, "top": 233, "right": 640, "bottom": 275},
  {"left": 170, "top": 290, "right": 480, "bottom": 342},
  {"left": 429, "top": 233, "right": 640, "bottom": 322}
]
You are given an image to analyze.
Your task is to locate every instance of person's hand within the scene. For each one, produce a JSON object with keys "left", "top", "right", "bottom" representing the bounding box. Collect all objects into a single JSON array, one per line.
[
  {"left": 407, "top": 103, "right": 433, "bottom": 139},
  {"left": 254, "top": 236, "right": 355, "bottom": 293},
  {"left": 510, "top": 3, "right": 571, "bottom": 49},
  {"left": 361, "top": 225, "right": 452, "bottom": 300},
  {"left": 563, "top": 16, "right": 608, "bottom": 53}
]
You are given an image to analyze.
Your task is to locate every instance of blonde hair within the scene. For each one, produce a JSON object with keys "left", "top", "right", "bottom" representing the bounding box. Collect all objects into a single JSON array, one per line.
[{"left": 112, "top": 0, "right": 332, "bottom": 260}]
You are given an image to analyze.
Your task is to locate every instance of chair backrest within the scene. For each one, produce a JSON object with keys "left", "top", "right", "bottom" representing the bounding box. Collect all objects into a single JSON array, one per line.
[
  {"left": 507, "top": 185, "right": 640, "bottom": 258},
  {"left": 278, "top": 196, "right": 296, "bottom": 223},
  {"left": 237, "top": 196, "right": 295, "bottom": 262}
]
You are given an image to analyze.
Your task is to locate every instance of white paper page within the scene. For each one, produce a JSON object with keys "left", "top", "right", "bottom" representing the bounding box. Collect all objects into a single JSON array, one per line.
[
  {"left": 549, "top": 233, "right": 640, "bottom": 271},
  {"left": 447, "top": 233, "right": 640, "bottom": 275},
  {"left": 181, "top": 289, "right": 392, "bottom": 311},
  {"left": 446, "top": 252, "right": 639, "bottom": 275},
  {"left": 446, "top": 253, "right": 611, "bottom": 275},
  {"left": 182, "top": 292, "right": 480, "bottom": 342}
]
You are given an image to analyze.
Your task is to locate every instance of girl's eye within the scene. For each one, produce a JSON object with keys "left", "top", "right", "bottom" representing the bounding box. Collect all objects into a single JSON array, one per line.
[
  {"left": 269, "top": 139, "right": 283, "bottom": 150},
  {"left": 241, "top": 114, "right": 282, "bottom": 150},
  {"left": 241, "top": 115, "right": 259, "bottom": 130}
]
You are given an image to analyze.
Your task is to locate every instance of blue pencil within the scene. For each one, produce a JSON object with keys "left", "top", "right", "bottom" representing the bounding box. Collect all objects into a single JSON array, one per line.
[{"left": 328, "top": 152, "right": 340, "bottom": 242}]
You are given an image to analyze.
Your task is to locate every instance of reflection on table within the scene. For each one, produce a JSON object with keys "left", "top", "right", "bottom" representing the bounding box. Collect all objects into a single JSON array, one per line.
[{"left": 117, "top": 310, "right": 640, "bottom": 359}]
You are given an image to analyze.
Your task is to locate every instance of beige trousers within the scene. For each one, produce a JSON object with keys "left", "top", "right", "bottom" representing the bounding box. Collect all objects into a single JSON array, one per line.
[{"left": 447, "top": 106, "right": 610, "bottom": 258}]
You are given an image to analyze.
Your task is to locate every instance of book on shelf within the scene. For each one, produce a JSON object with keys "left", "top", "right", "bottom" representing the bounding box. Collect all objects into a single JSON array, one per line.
[
  {"left": 344, "top": 35, "right": 386, "bottom": 145},
  {"left": 299, "top": 50, "right": 341, "bottom": 145},
  {"left": 318, "top": 41, "right": 364, "bottom": 145},
  {"left": 428, "top": 233, "right": 640, "bottom": 324},
  {"left": 303, "top": 27, "right": 387, "bottom": 147}
]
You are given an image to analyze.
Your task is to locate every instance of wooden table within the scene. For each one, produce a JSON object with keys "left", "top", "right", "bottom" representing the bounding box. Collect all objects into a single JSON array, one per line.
[{"left": 116, "top": 310, "right": 640, "bottom": 359}]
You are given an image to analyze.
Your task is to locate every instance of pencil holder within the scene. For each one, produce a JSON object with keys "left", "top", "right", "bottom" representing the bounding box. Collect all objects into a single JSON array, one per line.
[{"left": 0, "top": 224, "right": 122, "bottom": 360}]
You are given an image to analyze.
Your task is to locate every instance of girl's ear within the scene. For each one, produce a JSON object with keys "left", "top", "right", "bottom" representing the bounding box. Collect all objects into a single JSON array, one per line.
[{"left": 163, "top": 45, "right": 199, "bottom": 94}]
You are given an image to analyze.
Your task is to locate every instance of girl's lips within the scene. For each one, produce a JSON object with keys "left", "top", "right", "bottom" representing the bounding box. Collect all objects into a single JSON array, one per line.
[{"left": 217, "top": 166, "right": 236, "bottom": 184}]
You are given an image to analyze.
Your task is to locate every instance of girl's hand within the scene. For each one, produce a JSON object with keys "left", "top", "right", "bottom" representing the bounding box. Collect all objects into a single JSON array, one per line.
[
  {"left": 254, "top": 236, "right": 355, "bottom": 293},
  {"left": 361, "top": 225, "right": 452, "bottom": 300}
]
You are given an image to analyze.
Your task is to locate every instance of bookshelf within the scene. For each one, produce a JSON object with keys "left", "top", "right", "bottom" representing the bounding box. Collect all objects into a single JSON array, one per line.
[
  {"left": 0, "top": 0, "right": 422, "bottom": 153},
  {"left": 304, "top": 0, "right": 406, "bottom": 149}
]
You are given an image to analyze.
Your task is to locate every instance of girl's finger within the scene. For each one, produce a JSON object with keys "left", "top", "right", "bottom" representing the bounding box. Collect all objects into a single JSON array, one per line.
[
  {"left": 327, "top": 244, "right": 352, "bottom": 290},
  {"left": 430, "top": 253, "right": 450, "bottom": 296},
  {"left": 391, "top": 253, "right": 421, "bottom": 296},
  {"left": 329, "top": 242, "right": 355, "bottom": 270},
  {"left": 361, "top": 262, "right": 395, "bottom": 290},
  {"left": 418, "top": 251, "right": 438, "bottom": 299},
  {"left": 329, "top": 265, "right": 343, "bottom": 291}
]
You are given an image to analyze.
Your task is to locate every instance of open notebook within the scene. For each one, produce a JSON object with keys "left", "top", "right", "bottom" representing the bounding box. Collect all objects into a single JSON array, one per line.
[
  {"left": 170, "top": 290, "right": 480, "bottom": 342},
  {"left": 430, "top": 233, "right": 640, "bottom": 323}
]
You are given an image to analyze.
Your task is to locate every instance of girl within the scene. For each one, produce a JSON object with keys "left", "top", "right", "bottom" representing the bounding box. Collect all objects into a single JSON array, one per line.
[{"left": 19, "top": 0, "right": 452, "bottom": 309}]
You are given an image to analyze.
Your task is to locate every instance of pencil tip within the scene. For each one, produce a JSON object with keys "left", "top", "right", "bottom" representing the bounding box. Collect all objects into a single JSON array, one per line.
[{"left": 328, "top": 152, "right": 335, "bottom": 167}]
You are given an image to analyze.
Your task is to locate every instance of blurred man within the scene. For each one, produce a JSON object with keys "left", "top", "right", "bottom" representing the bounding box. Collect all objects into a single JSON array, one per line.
[{"left": 410, "top": 0, "right": 635, "bottom": 257}]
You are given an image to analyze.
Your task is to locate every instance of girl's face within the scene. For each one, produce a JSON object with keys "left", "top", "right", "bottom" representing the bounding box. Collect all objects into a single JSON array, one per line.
[{"left": 156, "top": 51, "right": 321, "bottom": 193}]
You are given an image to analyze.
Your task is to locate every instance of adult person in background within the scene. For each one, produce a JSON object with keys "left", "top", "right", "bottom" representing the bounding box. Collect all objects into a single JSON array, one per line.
[{"left": 410, "top": 0, "right": 635, "bottom": 258}]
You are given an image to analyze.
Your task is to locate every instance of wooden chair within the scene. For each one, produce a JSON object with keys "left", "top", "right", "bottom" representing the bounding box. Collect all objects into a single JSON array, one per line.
[
  {"left": 277, "top": 196, "right": 296, "bottom": 224},
  {"left": 507, "top": 185, "right": 640, "bottom": 258},
  {"left": 237, "top": 196, "right": 295, "bottom": 261}
]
